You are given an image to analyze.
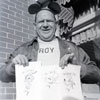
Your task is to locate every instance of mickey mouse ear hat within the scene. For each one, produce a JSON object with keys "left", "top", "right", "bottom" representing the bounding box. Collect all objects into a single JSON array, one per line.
[{"left": 28, "top": 0, "right": 61, "bottom": 15}]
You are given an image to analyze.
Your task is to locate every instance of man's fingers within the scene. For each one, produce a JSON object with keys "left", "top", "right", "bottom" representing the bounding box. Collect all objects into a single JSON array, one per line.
[
  {"left": 59, "top": 53, "right": 74, "bottom": 69},
  {"left": 12, "top": 55, "right": 28, "bottom": 66},
  {"left": 21, "top": 55, "right": 29, "bottom": 66},
  {"left": 13, "top": 55, "right": 21, "bottom": 65},
  {"left": 59, "top": 54, "right": 67, "bottom": 68}
]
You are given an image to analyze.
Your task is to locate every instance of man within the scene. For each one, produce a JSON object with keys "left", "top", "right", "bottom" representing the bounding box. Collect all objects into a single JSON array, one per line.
[{"left": 0, "top": 5, "right": 100, "bottom": 83}]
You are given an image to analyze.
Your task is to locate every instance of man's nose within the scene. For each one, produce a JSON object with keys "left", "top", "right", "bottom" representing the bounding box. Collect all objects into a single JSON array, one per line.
[{"left": 43, "top": 20, "right": 48, "bottom": 28}]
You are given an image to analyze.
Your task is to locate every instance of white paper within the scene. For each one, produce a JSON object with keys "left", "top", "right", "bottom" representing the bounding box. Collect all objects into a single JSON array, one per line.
[{"left": 15, "top": 62, "right": 84, "bottom": 100}]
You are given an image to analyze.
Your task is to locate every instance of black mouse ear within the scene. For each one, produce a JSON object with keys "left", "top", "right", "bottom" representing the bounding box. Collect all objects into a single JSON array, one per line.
[
  {"left": 28, "top": 1, "right": 61, "bottom": 15},
  {"left": 28, "top": 3, "right": 41, "bottom": 14},
  {"left": 48, "top": 2, "right": 61, "bottom": 14}
]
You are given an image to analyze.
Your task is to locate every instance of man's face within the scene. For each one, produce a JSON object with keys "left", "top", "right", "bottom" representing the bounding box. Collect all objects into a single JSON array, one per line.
[{"left": 35, "top": 10, "right": 57, "bottom": 42}]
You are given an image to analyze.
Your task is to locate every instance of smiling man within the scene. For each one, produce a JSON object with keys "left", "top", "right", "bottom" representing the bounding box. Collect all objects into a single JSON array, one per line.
[
  {"left": 0, "top": 3, "right": 100, "bottom": 84},
  {"left": 35, "top": 9, "right": 60, "bottom": 66},
  {"left": 35, "top": 9, "right": 57, "bottom": 42}
]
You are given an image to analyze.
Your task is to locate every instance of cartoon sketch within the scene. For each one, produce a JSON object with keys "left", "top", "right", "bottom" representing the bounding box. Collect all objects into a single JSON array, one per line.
[
  {"left": 15, "top": 64, "right": 83, "bottom": 100},
  {"left": 23, "top": 70, "right": 37, "bottom": 95},
  {"left": 63, "top": 72, "right": 76, "bottom": 92},
  {"left": 44, "top": 71, "right": 59, "bottom": 88}
]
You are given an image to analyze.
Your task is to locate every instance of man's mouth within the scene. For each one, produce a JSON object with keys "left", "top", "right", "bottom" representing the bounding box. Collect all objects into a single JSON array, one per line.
[{"left": 42, "top": 29, "right": 50, "bottom": 31}]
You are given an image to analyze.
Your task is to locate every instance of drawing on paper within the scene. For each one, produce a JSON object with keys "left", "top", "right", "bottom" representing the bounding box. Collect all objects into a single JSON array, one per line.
[
  {"left": 63, "top": 72, "right": 76, "bottom": 92},
  {"left": 23, "top": 69, "right": 37, "bottom": 95},
  {"left": 44, "top": 71, "right": 59, "bottom": 88}
]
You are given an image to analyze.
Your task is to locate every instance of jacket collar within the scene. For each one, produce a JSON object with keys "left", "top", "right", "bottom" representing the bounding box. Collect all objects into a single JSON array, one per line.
[
  {"left": 28, "top": 36, "right": 70, "bottom": 59},
  {"left": 57, "top": 38, "right": 70, "bottom": 58}
]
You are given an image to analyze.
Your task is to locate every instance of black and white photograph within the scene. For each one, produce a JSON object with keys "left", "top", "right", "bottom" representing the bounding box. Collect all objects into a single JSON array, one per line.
[{"left": 0, "top": 0, "right": 100, "bottom": 100}]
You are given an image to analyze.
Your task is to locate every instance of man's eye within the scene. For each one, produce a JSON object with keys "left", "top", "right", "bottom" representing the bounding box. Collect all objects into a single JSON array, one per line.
[
  {"left": 47, "top": 20, "right": 54, "bottom": 22},
  {"left": 38, "top": 21, "right": 44, "bottom": 23},
  {"left": 37, "top": 20, "right": 55, "bottom": 24}
]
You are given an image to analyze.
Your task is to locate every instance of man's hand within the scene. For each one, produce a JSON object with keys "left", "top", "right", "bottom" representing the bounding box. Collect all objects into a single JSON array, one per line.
[
  {"left": 6, "top": 54, "right": 29, "bottom": 75},
  {"left": 59, "top": 53, "right": 74, "bottom": 69},
  {"left": 59, "top": 53, "right": 87, "bottom": 78},
  {"left": 12, "top": 54, "right": 29, "bottom": 66}
]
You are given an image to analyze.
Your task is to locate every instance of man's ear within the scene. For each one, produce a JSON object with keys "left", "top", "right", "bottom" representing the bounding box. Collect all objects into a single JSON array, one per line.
[
  {"left": 55, "top": 15, "right": 59, "bottom": 25},
  {"left": 33, "top": 22, "right": 36, "bottom": 26},
  {"left": 55, "top": 19, "right": 59, "bottom": 30},
  {"left": 32, "top": 22, "right": 38, "bottom": 37},
  {"left": 55, "top": 21, "right": 59, "bottom": 30},
  {"left": 55, "top": 22, "right": 60, "bottom": 37},
  {"left": 33, "top": 22, "right": 36, "bottom": 31}
]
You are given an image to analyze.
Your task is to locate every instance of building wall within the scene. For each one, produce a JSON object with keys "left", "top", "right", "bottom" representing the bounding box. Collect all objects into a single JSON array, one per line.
[
  {"left": 0, "top": 0, "right": 36, "bottom": 67},
  {"left": 71, "top": 9, "right": 100, "bottom": 100},
  {"left": 0, "top": 0, "right": 35, "bottom": 100},
  {"left": 71, "top": 10, "right": 100, "bottom": 69}
]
